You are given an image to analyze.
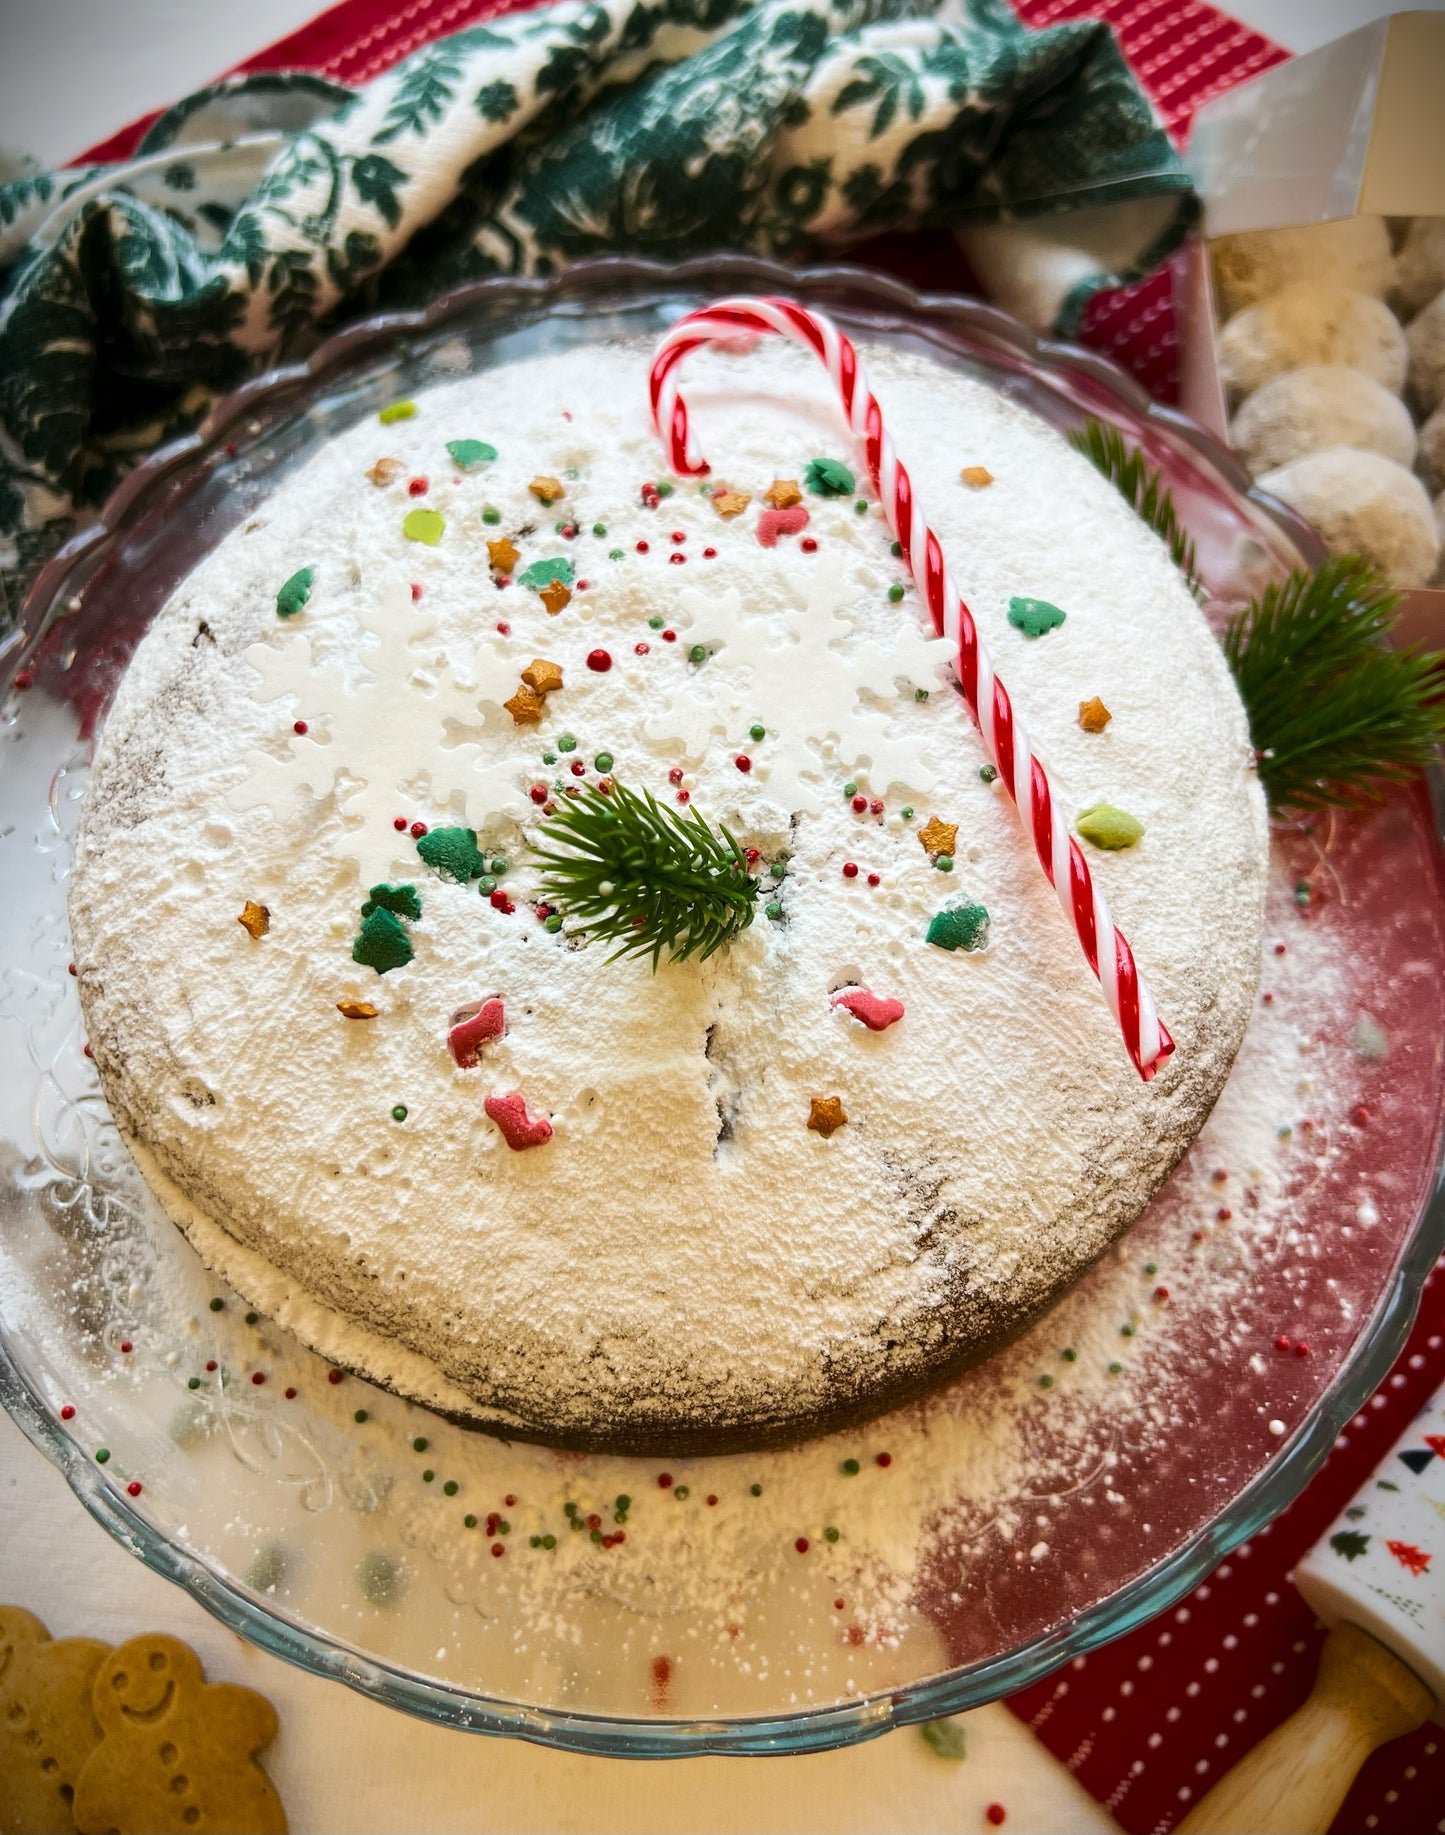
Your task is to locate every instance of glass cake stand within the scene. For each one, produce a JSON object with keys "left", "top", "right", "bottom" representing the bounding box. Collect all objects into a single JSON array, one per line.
[{"left": 4, "top": 256, "right": 1444, "bottom": 1757}]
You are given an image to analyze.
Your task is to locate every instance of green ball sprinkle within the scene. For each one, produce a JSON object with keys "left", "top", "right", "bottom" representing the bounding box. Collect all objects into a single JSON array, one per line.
[
  {"left": 466, "top": 1515, "right": 479, "bottom": 1529},
  {"left": 887, "top": 584, "right": 905, "bottom": 602},
  {"left": 674, "top": 1485, "right": 690, "bottom": 1500},
  {"left": 979, "top": 764, "right": 998, "bottom": 784},
  {"left": 412, "top": 1437, "right": 428, "bottom": 1453},
  {"left": 935, "top": 855, "right": 953, "bottom": 872},
  {"left": 1294, "top": 880, "right": 1312, "bottom": 907},
  {"left": 1038, "top": 1374, "right": 1054, "bottom": 1389},
  {"left": 558, "top": 733, "right": 577, "bottom": 752},
  {"left": 854, "top": 499, "right": 869, "bottom": 515},
  {"left": 843, "top": 781, "right": 858, "bottom": 798},
  {"left": 750, "top": 723, "right": 766, "bottom": 741},
  {"left": 542, "top": 751, "right": 557, "bottom": 765},
  {"left": 915, "top": 688, "right": 929, "bottom": 702},
  {"left": 209, "top": 1297, "right": 225, "bottom": 1312},
  {"left": 766, "top": 901, "right": 784, "bottom": 921},
  {"left": 444, "top": 1480, "right": 459, "bottom": 1496},
  {"left": 592, "top": 522, "right": 607, "bottom": 537},
  {"left": 422, "top": 1469, "right": 435, "bottom": 1483},
  {"left": 545, "top": 914, "right": 564, "bottom": 933},
  {"left": 354, "top": 1409, "right": 369, "bottom": 1423},
  {"left": 824, "top": 1525, "right": 840, "bottom": 1542},
  {"left": 890, "top": 540, "right": 902, "bottom": 557},
  {"left": 770, "top": 861, "right": 786, "bottom": 879},
  {"left": 1120, "top": 1323, "right": 1136, "bottom": 1338},
  {"left": 609, "top": 548, "right": 623, "bottom": 561},
  {"left": 95, "top": 1449, "right": 109, "bottom": 1463},
  {"left": 1278, "top": 1124, "right": 1293, "bottom": 1139},
  {"left": 245, "top": 1310, "right": 259, "bottom": 1325},
  {"left": 1109, "top": 1361, "right": 1123, "bottom": 1375},
  {"left": 616, "top": 1494, "right": 631, "bottom": 1511},
  {"left": 482, "top": 507, "right": 500, "bottom": 525},
  {"left": 689, "top": 643, "right": 708, "bottom": 664},
  {"left": 750, "top": 1483, "right": 763, "bottom": 1497},
  {"left": 900, "top": 806, "right": 914, "bottom": 820},
  {"left": 648, "top": 615, "right": 665, "bottom": 629},
  {"left": 542, "top": 1534, "right": 557, "bottom": 1549},
  {"left": 391, "top": 1105, "right": 408, "bottom": 1122},
  {"left": 657, "top": 480, "right": 674, "bottom": 497},
  {"left": 563, "top": 1501, "right": 578, "bottom": 1516},
  {"left": 590, "top": 1527, "right": 603, "bottom": 1543},
  {"left": 554, "top": 520, "right": 568, "bottom": 534},
  {"left": 485, "top": 857, "right": 506, "bottom": 875},
  {"left": 1062, "top": 1348, "right": 1078, "bottom": 1362},
  {"left": 593, "top": 754, "right": 613, "bottom": 773},
  {"left": 478, "top": 875, "right": 497, "bottom": 895},
  {"left": 188, "top": 1376, "right": 201, "bottom": 1389},
  {"left": 530, "top": 1534, "right": 541, "bottom": 1546},
  {"left": 1143, "top": 1263, "right": 1157, "bottom": 1276},
  {"left": 841, "top": 1458, "right": 860, "bottom": 1475}
]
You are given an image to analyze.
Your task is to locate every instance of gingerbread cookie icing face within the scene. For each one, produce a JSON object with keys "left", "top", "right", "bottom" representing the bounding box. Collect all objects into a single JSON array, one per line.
[{"left": 69, "top": 308, "right": 1268, "bottom": 1454}]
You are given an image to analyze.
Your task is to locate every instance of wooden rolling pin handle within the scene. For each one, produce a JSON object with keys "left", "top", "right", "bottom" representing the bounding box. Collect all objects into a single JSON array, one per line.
[{"left": 1177, "top": 1621, "right": 1434, "bottom": 1835}]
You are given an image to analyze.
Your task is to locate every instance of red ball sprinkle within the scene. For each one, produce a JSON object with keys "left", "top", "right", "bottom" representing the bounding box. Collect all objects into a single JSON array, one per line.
[
  {"left": 586, "top": 1513, "right": 602, "bottom": 1531},
  {"left": 83, "top": 1043, "right": 93, "bottom": 1059},
  {"left": 544, "top": 802, "right": 556, "bottom": 816},
  {"left": 393, "top": 816, "right": 408, "bottom": 831},
  {"left": 1275, "top": 1334, "right": 1292, "bottom": 1350},
  {"left": 1154, "top": 1285, "right": 1170, "bottom": 1303},
  {"left": 127, "top": 1481, "right": 143, "bottom": 1497},
  {"left": 505, "top": 1494, "right": 517, "bottom": 1507},
  {"left": 668, "top": 768, "right": 685, "bottom": 784},
  {"left": 669, "top": 552, "right": 686, "bottom": 565},
  {"left": 119, "top": 1341, "right": 132, "bottom": 1354},
  {"left": 1261, "top": 992, "right": 1275, "bottom": 1006},
  {"left": 570, "top": 760, "right": 587, "bottom": 777},
  {"left": 205, "top": 1361, "right": 218, "bottom": 1373},
  {"left": 658, "top": 1472, "right": 674, "bottom": 1488},
  {"left": 842, "top": 862, "right": 859, "bottom": 880},
  {"left": 293, "top": 720, "right": 309, "bottom": 735},
  {"left": 735, "top": 755, "right": 751, "bottom": 772},
  {"left": 875, "top": 1452, "right": 892, "bottom": 1468},
  {"left": 1217, "top": 1206, "right": 1233, "bottom": 1222},
  {"left": 491, "top": 1543, "right": 505, "bottom": 1558},
  {"left": 496, "top": 620, "right": 510, "bottom": 636},
  {"left": 636, "top": 539, "right": 650, "bottom": 554},
  {"left": 1352, "top": 1104, "right": 1371, "bottom": 1126},
  {"left": 671, "top": 530, "right": 686, "bottom": 544},
  {"left": 327, "top": 1369, "right": 343, "bottom": 1384},
  {"left": 408, "top": 476, "right": 428, "bottom": 496},
  {"left": 495, "top": 576, "right": 510, "bottom": 589},
  {"left": 745, "top": 848, "right": 761, "bottom": 865},
  {"left": 851, "top": 795, "right": 868, "bottom": 813},
  {"left": 60, "top": 1404, "right": 75, "bottom": 1420},
  {"left": 800, "top": 536, "right": 818, "bottom": 553},
  {"left": 489, "top": 889, "right": 515, "bottom": 913},
  {"left": 635, "top": 641, "right": 650, "bottom": 655},
  {"left": 598, "top": 779, "right": 613, "bottom": 795},
  {"left": 867, "top": 873, "right": 880, "bottom": 887},
  {"left": 707, "top": 1494, "right": 718, "bottom": 1507},
  {"left": 251, "top": 1371, "right": 266, "bottom": 1385},
  {"left": 536, "top": 904, "right": 551, "bottom": 920},
  {"left": 1295, "top": 1341, "right": 1311, "bottom": 1356},
  {"left": 13, "top": 670, "right": 33, "bottom": 691},
  {"left": 795, "top": 1537, "right": 810, "bottom": 1554},
  {"left": 410, "top": 582, "right": 423, "bottom": 601},
  {"left": 834, "top": 1597, "right": 845, "bottom": 1611},
  {"left": 586, "top": 648, "right": 613, "bottom": 673},
  {"left": 702, "top": 546, "right": 717, "bottom": 558},
  {"left": 562, "top": 524, "right": 577, "bottom": 539},
  {"left": 576, "top": 580, "right": 589, "bottom": 592},
  {"left": 68, "top": 963, "right": 77, "bottom": 976},
  {"left": 284, "top": 1387, "right": 297, "bottom": 1399},
  {"left": 676, "top": 788, "right": 690, "bottom": 804},
  {"left": 530, "top": 785, "right": 549, "bottom": 804},
  {"left": 1274, "top": 941, "right": 1287, "bottom": 956},
  {"left": 410, "top": 821, "right": 428, "bottom": 839},
  {"left": 986, "top": 1805, "right": 1007, "bottom": 1827},
  {"left": 869, "top": 798, "right": 884, "bottom": 815},
  {"left": 662, "top": 629, "right": 677, "bottom": 642}
]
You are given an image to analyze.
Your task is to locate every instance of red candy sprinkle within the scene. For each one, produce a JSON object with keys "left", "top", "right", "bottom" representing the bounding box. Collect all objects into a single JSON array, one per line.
[
  {"left": 1275, "top": 1335, "right": 1292, "bottom": 1350},
  {"left": 408, "top": 477, "right": 428, "bottom": 496},
  {"left": 562, "top": 524, "right": 577, "bottom": 539},
  {"left": 1154, "top": 1285, "right": 1170, "bottom": 1303},
  {"left": 669, "top": 553, "right": 686, "bottom": 565},
  {"left": 505, "top": 1494, "right": 517, "bottom": 1507},
  {"left": 570, "top": 760, "right": 587, "bottom": 777},
  {"left": 658, "top": 1472, "right": 674, "bottom": 1488},
  {"left": 1274, "top": 941, "right": 1287, "bottom": 956},
  {"left": 842, "top": 862, "right": 859, "bottom": 879},
  {"left": 668, "top": 768, "right": 685, "bottom": 784},
  {"left": 834, "top": 1597, "right": 845, "bottom": 1611},
  {"left": 60, "top": 1405, "right": 75, "bottom": 1420},
  {"left": 671, "top": 530, "right": 686, "bottom": 544},
  {"left": 703, "top": 546, "right": 717, "bottom": 558},
  {"left": 800, "top": 536, "right": 818, "bottom": 553},
  {"left": 1218, "top": 1206, "right": 1233, "bottom": 1221},
  {"left": 491, "top": 1543, "right": 505, "bottom": 1558},
  {"left": 1352, "top": 1104, "right": 1371, "bottom": 1126},
  {"left": 205, "top": 1361, "right": 218, "bottom": 1372},
  {"left": 489, "top": 888, "right": 515, "bottom": 914},
  {"left": 986, "top": 1805, "right": 1007, "bottom": 1827},
  {"left": 875, "top": 1452, "right": 892, "bottom": 1468},
  {"left": 636, "top": 539, "right": 650, "bottom": 554},
  {"left": 293, "top": 720, "right": 309, "bottom": 735},
  {"left": 83, "top": 1043, "right": 93, "bottom": 1058},
  {"left": 1296, "top": 1341, "right": 1311, "bottom": 1356},
  {"left": 635, "top": 642, "right": 650, "bottom": 655},
  {"left": 449, "top": 999, "right": 506, "bottom": 1069},
  {"left": 393, "top": 816, "right": 408, "bottom": 831},
  {"left": 587, "top": 648, "right": 613, "bottom": 672},
  {"left": 328, "top": 1369, "right": 343, "bottom": 1384},
  {"left": 14, "top": 670, "right": 33, "bottom": 690},
  {"left": 530, "top": 785, "right": 548, "bottom": 804},
  {"left": 251, "top": 1371, "right": 265, "bottom": 1385},
  {"left": 662, "top": 629, "right": 677, "bottom": 642},
  {"left": 745, "top": 849, "right": 761, "bottom": 865},
  {"left": 68, "top": 963, "right": 77, "bottom": 976},
  {"left": 735, "top": 755, "right": 751, "bottom": 772},
  {"left": 496, "top": 621, "right": 510, "bottom": 636},
  {"left": 410, "top": 821, "right": 428, "bottom": 839},
  {"left": 576, "top": 580, "right": 589, "bottom": 592},
  {"left": 284, "top": 1387, "right": 297, "bottom": 1399},
  {"left": 676, "top": 789, "right": 690, "bottom": 803},
  {"left": 869, "top": 798, "right": 884, "bottom": 815},
  {"left": 410, "top": 582, "right": 423, "bottom": 601},
  {"left": 127, "top": 1481, "right": 143, "bottom": 1497},
  {"left": 851, "top": 795, "right": 868, "bottom": 813},
  {"left": 795, "top": 1537, "right": 810, "bottom": 1554},
  {"left": 707, "top": 1495, "right": 718, "bottom": 1507},
  {"left": 867, "top": 872, "right": 880, "bottom": 887},
  {"left": 484, "top": 1091, "right": 552, "bottom": 1151}
]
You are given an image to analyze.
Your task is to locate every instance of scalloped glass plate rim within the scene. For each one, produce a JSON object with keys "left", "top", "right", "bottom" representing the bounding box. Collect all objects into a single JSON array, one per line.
[{"left": 4, "top": 252, "right": 1440, "bottom": 1759}]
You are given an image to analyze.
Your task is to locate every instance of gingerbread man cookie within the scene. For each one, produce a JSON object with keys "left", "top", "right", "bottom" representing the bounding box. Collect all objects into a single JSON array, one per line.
[
  {"left": 73, "top": 1634, "right": 286, "bottom": 1835},
  {"left": 0, "top": 1604, "right": 109, "bottom": 1835}
]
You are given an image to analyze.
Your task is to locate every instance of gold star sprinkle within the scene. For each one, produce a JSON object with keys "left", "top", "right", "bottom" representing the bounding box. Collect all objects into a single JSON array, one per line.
[
  {"left": 521, "top": 657, "right": 564, "bottom": 696},
  {"left": 529, "top": 475, "right": 565, "bottom": 504},
  {"left": 337, "top": 999, "right": 379, "bottom": 1019},
  {"left": 487, "top": 536, "right": 520, "bottom": 576},
  {"left": 807, "top": 1096, "right": 848, "bottom": 1138},
  {"left": 366, "top": 457, "right": 404, "bottom": 487},
  {"left": 960, "top": 466, "right": 994, "bottom": 489},
  {"left": 918, "top": 816, "right": 958, "bottom": 860},
  {"left": 504, "top": 685, "right": 545, "bottom": 725},
  {"left": 712, "top": 485, "right": 752, "bottom": 518},
  {"left": 539, "top": 580, "right": 572, "bottom": 616},
  {"left": 1078, "top": 696, "right": 1112, "bottom": 733},
  {"left": 237, "top": 901, "right": 270, "bottom": 940},
  {"left": 764, "top": 479, "right": 802, "bottom": 508}
]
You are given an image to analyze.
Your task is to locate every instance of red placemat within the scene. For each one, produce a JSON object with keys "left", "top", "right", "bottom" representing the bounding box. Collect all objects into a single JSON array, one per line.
[{"left": 70, "top": 7, "right": 1445, "bottom": 1831}]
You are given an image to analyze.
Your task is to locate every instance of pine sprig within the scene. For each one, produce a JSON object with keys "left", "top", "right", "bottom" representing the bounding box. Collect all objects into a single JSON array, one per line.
[
  {"left": 1222, "top": 557, "right": 1445, "bottom": 812},
  {"left": 532, "top": 779, "right": 758, "bottom": 967},
  {"left": 1068, "top": 419, "right": 1201, "bottom": 596}
]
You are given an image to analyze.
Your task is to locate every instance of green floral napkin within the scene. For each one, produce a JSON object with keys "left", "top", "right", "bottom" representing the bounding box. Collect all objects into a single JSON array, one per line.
[{"left": 0, "top": 0, "right": 1193, "bottom": 625}]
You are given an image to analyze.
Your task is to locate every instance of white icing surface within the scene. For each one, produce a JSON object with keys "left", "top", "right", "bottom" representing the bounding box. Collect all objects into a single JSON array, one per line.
[{"left": 69, "top": 335, "right": 1268, "bottom": 1451}]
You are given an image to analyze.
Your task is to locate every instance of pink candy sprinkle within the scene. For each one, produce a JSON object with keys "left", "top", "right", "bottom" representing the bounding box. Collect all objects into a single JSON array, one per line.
[
  {"left": 756, "top": 505, "right": 809, "bottom": 548},
  {"left": 449, "top": 998, "right": 506, "bottom": 1069},
  {"left": 485, "top": 1092, "right": 552, "bottom": 1151},
  {"left": 410, "top": 582, "right": 423, "bottom": 601},
  {"left": 831, "top": 988, "right": 904, "bottom": 1032}
]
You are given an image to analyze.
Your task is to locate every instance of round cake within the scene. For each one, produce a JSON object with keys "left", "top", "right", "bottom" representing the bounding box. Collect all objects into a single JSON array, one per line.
[{"left": 69, "top": 329, "right": 1268, "bottom": 1454}]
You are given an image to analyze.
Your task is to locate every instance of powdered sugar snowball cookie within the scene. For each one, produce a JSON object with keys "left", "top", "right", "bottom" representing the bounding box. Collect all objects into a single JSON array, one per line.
[
  {"left": 1405, "top": 288, "right": 1445, "bottom": 417},
  {"left": 1211, "top": 218, "right": 1395, "bottom": 316},
  {"left": 69, "top": 335, "right": 1268, "bottom": 1456},
  {"left": 1395, "top": 218, "right": 1445, "bottom": 318},
  {"left": 1230, "top": 366, "right": 1416, "bottom": 479},
  {"left": 1218, "top": 284, "right": 1409, "bottom": 401},
  {"left": 1257, "top": 448, "right": 1441, "bottom": 589},
  {"left": 1419, "top": 400, "right": 1445, "bottom": 497}
]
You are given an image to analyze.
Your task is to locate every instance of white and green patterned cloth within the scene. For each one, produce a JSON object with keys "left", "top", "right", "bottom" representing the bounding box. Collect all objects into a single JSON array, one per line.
[{"left": 0, "top": 0, "right": 1194, "bottom": 623}]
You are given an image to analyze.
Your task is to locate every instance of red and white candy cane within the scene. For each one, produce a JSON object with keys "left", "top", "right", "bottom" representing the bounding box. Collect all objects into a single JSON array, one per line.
[{"left": 649, "top": 296, "right": 1175, "bottom": 1082}]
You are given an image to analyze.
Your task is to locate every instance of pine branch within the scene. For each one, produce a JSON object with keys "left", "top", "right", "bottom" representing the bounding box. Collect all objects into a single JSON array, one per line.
[
  {"left": 1222, "top": 556, "right": 1445, "bottom": 812},
  {"left": 532, "top": 780, "right": 758, "bottom": 967},
  {"left": 1068, "top": 419, "right": 1201, "bottom": 596}
]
